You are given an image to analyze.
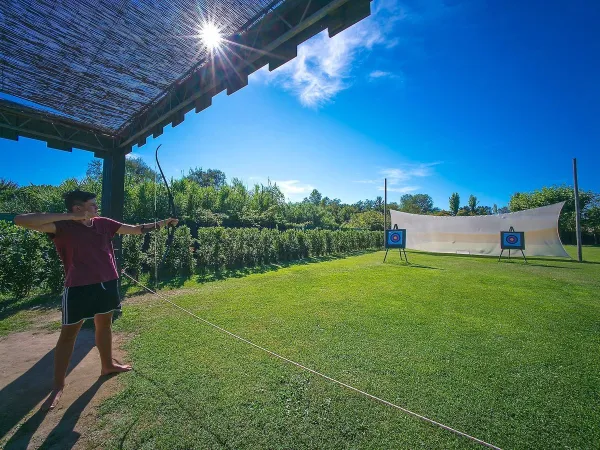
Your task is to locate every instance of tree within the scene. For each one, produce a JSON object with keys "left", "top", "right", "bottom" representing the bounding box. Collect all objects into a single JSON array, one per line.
[
  {"left": 86, "top": 158, "right": 158, "bottom": 184},
  {"left": 0, "top": 179, "right": 19, "bottom": 212},
  {"left": 476, "top": 205, "right": 493, "bottom": 215},
  {"left": 86, "top": 159, "right": 103, "bottom": 180},
  {"left": 586, "top": 202, "right": 600, "bottom": 244},
  {"left": 498, "top": 206, "right": 510, "bottom": 214},
  {"left": 307, "top": 189, "right": 322, "bottom": 205},
  {"left": 126, "top": 157, "right": 158, "bottom": 183},
  {"left": 0, "top": 178, "right": 18, "bottom": 198},
  {"left": 493, "top": 204, "right": 498, "bottom": 215},
  {"left": 399, "top": 194, "right": 434, "bottom": 214},
  {"left": 509, "top": 185, "right": 595, "bottom": 238},
  {"left": 346, "top": 210, "right": 384, "bottom": 231},
  {"left": 374, "top": 196, "right": 384, "bottom": 212},
  {"left": 468, "top": 195, "right": 478, "bottom": 214},
  {"left": 186, "top": 167, "right": 227, "bottom": 189},
  {"left": 449, "top": 193, "right": 460, "bottom": 216},
  {"left": 363, "top": 199, "right": 375, "bottom": 210},
  {"left": 338, "top": 205, "right": 358, "bottom": 223}
]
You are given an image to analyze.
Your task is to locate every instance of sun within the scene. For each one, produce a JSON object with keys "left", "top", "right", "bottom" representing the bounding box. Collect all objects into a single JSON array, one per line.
[{"left": 200, "top": 23, "right": 222, "bottom": 50}]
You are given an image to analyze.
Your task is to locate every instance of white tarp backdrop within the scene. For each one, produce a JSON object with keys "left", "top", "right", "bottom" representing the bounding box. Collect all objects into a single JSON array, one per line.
[{"left": 390, "top": 202, "right": 569, "bottom": 257}]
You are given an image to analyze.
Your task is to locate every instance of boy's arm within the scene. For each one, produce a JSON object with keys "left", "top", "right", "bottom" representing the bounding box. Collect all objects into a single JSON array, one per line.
[
  {"left": 14, "top": 212, "right": 89, "bottom": 233},
  {"left": 116, "top": 218, "right": 178, "bottom": 235}
]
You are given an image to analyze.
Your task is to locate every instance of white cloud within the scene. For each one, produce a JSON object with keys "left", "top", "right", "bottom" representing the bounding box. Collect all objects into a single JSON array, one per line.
[
  {"left": 354, "top": 179, "right": 379, "bottom": 184},
  {"left": 354, "top": 162, "right": 441, "bottom": 194},
  {"left": 257, "top": 0, "right": 407, "bottom": 107},
  {"left": 273, "top": 180, "right": 315, "bottom": 199},
  {"left": 385, "top": 37, "right": 401, "bottom": 49},
  {"left": 368, "top": 69, "right": 405, "bottom": 83},
  {"left": 253, "top": 0, "right": 464, "bottom": 106},
  {"left": 384, "top": 185, "right": 420, "bottom": 193},
  {"left": 380, "top": 162, "right": 440, "bottom": 185},
  {"left": 369, "top": 70, "right": 392, "bottom": 79}
]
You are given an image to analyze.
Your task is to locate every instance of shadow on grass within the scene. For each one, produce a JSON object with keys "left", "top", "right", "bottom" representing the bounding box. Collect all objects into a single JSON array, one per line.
[
  {"left": 498, "top": 261, "right": 581, "bottom": 269},
  {"left": 526, "top": 257, "right": 598, "bottom": 265},
  {"left": 120, "top": 250, "right": 380, "bottom": 298},
  {"left": 195, "top": 251, "right": 377, "bottom": 283},
  {"left": 382, "top": 258, "right": 443, "bottom": 270},
  {"left": 410, "top": 250, "right": 599, "bottom": 265},
  {"left": 0, "top": 292, "right": 60, "bottom": 322},
  {"left": 131, "top": 368, "right": 233, "bottom": 449},
  {"left": 407, "top": 263, "right": 444, "bottom": 270},
  {"left": 0, "top": 292, "right": 120, "bottom": 330}
]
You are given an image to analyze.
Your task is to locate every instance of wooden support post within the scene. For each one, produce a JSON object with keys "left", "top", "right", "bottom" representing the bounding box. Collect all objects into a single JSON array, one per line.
[
  {"left": 102, "top": 151, "right": 126, "bottom": 270},
  {"left": 573, "top": 158, "right": 583, "bottom": 262}
]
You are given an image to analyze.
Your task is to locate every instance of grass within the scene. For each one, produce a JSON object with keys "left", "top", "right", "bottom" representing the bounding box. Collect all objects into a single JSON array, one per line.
[
  {"left": 89, "top": 246, "right": 600, "bottom": 449},
  {"left": 0, "top": 292, "right": 61, "bottom": 336},
  {"left": 2, "top": 247, "right": 599, "bottom": 448}
]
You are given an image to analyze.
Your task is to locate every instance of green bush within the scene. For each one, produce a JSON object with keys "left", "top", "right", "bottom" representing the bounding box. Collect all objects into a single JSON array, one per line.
[
  {"left": 169, "top": 226, "right": 195, "bottom": 276},
  {"left": 40, "top": 237, "right": 65, "bottom": 294},
  {"left": 190, "top": 227, "right": 382, "bottom": 272},
  {"left": 0, "top": 222, "right": 382, "bottom": 298},
  {"left": 122, "top": 234, "right": 145, "bottom": 279},
  {"left": 0, "top": 221, "right": 47, "bottom": 299},
  {"left": 144, "top": 225, "right": 196, "bottom": 279}
]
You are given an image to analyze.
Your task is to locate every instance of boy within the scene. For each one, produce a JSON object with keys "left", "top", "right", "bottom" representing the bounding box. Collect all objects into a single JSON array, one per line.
[{"left": 15, "top": 189, "right": 177, "bottom": 410}]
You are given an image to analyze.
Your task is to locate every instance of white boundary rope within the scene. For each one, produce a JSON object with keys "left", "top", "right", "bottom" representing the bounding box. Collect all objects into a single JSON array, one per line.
[{"left": 121, "top": 271, "right": 502, "bottom": 450}]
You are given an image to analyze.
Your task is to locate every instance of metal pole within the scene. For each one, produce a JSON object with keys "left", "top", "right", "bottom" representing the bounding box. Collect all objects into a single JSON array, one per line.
[
  {"left": 384, "top": 178, "right": 387, "bottom": 231},
  {"left": 573, "top": 158, "right": 583, "bottom": 262}
]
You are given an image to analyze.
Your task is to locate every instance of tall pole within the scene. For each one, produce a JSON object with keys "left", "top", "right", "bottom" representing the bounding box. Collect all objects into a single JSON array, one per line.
[
  {"left": 573, "top": 158, "right": 583, "bottom": 262},
  {"left": 384, "top": 178, "right": 387, "bottom": 233}
]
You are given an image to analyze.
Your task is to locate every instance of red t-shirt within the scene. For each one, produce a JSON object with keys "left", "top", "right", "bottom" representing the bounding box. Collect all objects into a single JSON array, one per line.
[{"left": 51, "top": 217, "right": 123, "bottom": 287}]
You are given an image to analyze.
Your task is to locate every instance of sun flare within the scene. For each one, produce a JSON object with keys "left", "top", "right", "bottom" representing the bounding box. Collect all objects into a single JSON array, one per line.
[{"left": 200, "top": 23, "right": 222, "bottom": 50}]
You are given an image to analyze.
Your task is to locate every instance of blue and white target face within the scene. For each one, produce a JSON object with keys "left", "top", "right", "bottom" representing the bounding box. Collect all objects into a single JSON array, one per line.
[
  {"left": 386, "top": 230, "right": 406, "bottom": 248},
  {"left": 501, "top": 231, "right": 525, "bottom": 250}
]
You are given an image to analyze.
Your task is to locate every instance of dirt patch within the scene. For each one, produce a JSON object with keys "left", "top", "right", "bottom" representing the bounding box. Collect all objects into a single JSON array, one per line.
[
  {"left": 0, "top": 329, "right": 129, "bottom": 449},
  {"left": 0, "top": 282, "right": 194, "bottom": 449},
  {"left": 30, "top": 308, "right": 63, "bottom": 333}
]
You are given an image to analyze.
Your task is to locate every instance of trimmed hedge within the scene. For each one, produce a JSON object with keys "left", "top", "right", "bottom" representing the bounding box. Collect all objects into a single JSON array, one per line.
[{"left": 1, "top": 221, "right": 382, "bottom": 299}]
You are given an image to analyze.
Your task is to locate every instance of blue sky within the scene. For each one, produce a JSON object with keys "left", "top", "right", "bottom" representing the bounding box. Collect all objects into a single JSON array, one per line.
[{"left": 1, "top": 0, "right": 599, "bottom": 210}]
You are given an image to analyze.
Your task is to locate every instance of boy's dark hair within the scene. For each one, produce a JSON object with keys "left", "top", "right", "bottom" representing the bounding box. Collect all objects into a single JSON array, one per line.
[{"left": 63, "top": 190, "right": 96, "bottom": 212}]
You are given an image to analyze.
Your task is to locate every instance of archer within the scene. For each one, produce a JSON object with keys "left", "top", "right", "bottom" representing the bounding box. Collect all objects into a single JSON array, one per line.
[{"left": 14, "top": 189, "right": 178, "bottom": 410}]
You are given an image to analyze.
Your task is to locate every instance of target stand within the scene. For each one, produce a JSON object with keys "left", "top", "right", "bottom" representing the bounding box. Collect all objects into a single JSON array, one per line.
[
  {"left": 383, "top": 226, "right": 408, "bottom": 263},
  {"left": 499, "top": 226, "right": 527, "bottom": 263}
]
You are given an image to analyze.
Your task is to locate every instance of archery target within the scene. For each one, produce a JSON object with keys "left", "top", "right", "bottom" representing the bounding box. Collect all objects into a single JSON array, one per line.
[
  {"left": 501, "top": 231, "right": 525, "bottom": 250},
  {"left": 386, "top": 229, "right": 406, "bottom": 249}
]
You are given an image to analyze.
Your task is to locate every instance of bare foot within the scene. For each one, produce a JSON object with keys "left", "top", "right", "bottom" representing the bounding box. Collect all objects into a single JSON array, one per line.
[
  {"left": 101, "top": 362, "right": 132, "bottom": 376},
  {"left": 41, "top": 388, "right": 63, "bottom": 411}
]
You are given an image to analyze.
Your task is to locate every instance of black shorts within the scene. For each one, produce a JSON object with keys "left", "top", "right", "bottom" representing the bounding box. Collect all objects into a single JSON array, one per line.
[{"left": 61, "top": 279, "right": 122, "bottom": 325}]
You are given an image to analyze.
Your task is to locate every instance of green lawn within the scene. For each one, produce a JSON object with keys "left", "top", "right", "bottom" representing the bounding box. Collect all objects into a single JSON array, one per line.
[
  {"left": 86, "top": 246, "right": 600, "bottom": 449},
  {"left": 2, "top": 247, "right": 599, "bottom": 448}
]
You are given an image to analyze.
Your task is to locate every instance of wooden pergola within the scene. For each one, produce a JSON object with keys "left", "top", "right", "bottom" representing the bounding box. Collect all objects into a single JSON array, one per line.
[{"left": 0, "top": 0, "right": 371, "bottom": 223}]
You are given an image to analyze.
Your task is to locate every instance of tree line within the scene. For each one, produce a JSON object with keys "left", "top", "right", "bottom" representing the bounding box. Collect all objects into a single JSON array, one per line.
[
  {"left": 1, "top": 157, "right": 598, "bottom": 240},
  {"left": 1, "top": 158, "right": 598, "bottom": 300}
]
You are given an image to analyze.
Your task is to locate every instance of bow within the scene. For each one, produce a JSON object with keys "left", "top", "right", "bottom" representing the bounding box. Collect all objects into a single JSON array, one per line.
[{"left": 155, "top": 144, "right": 176, "bottom": 271}]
